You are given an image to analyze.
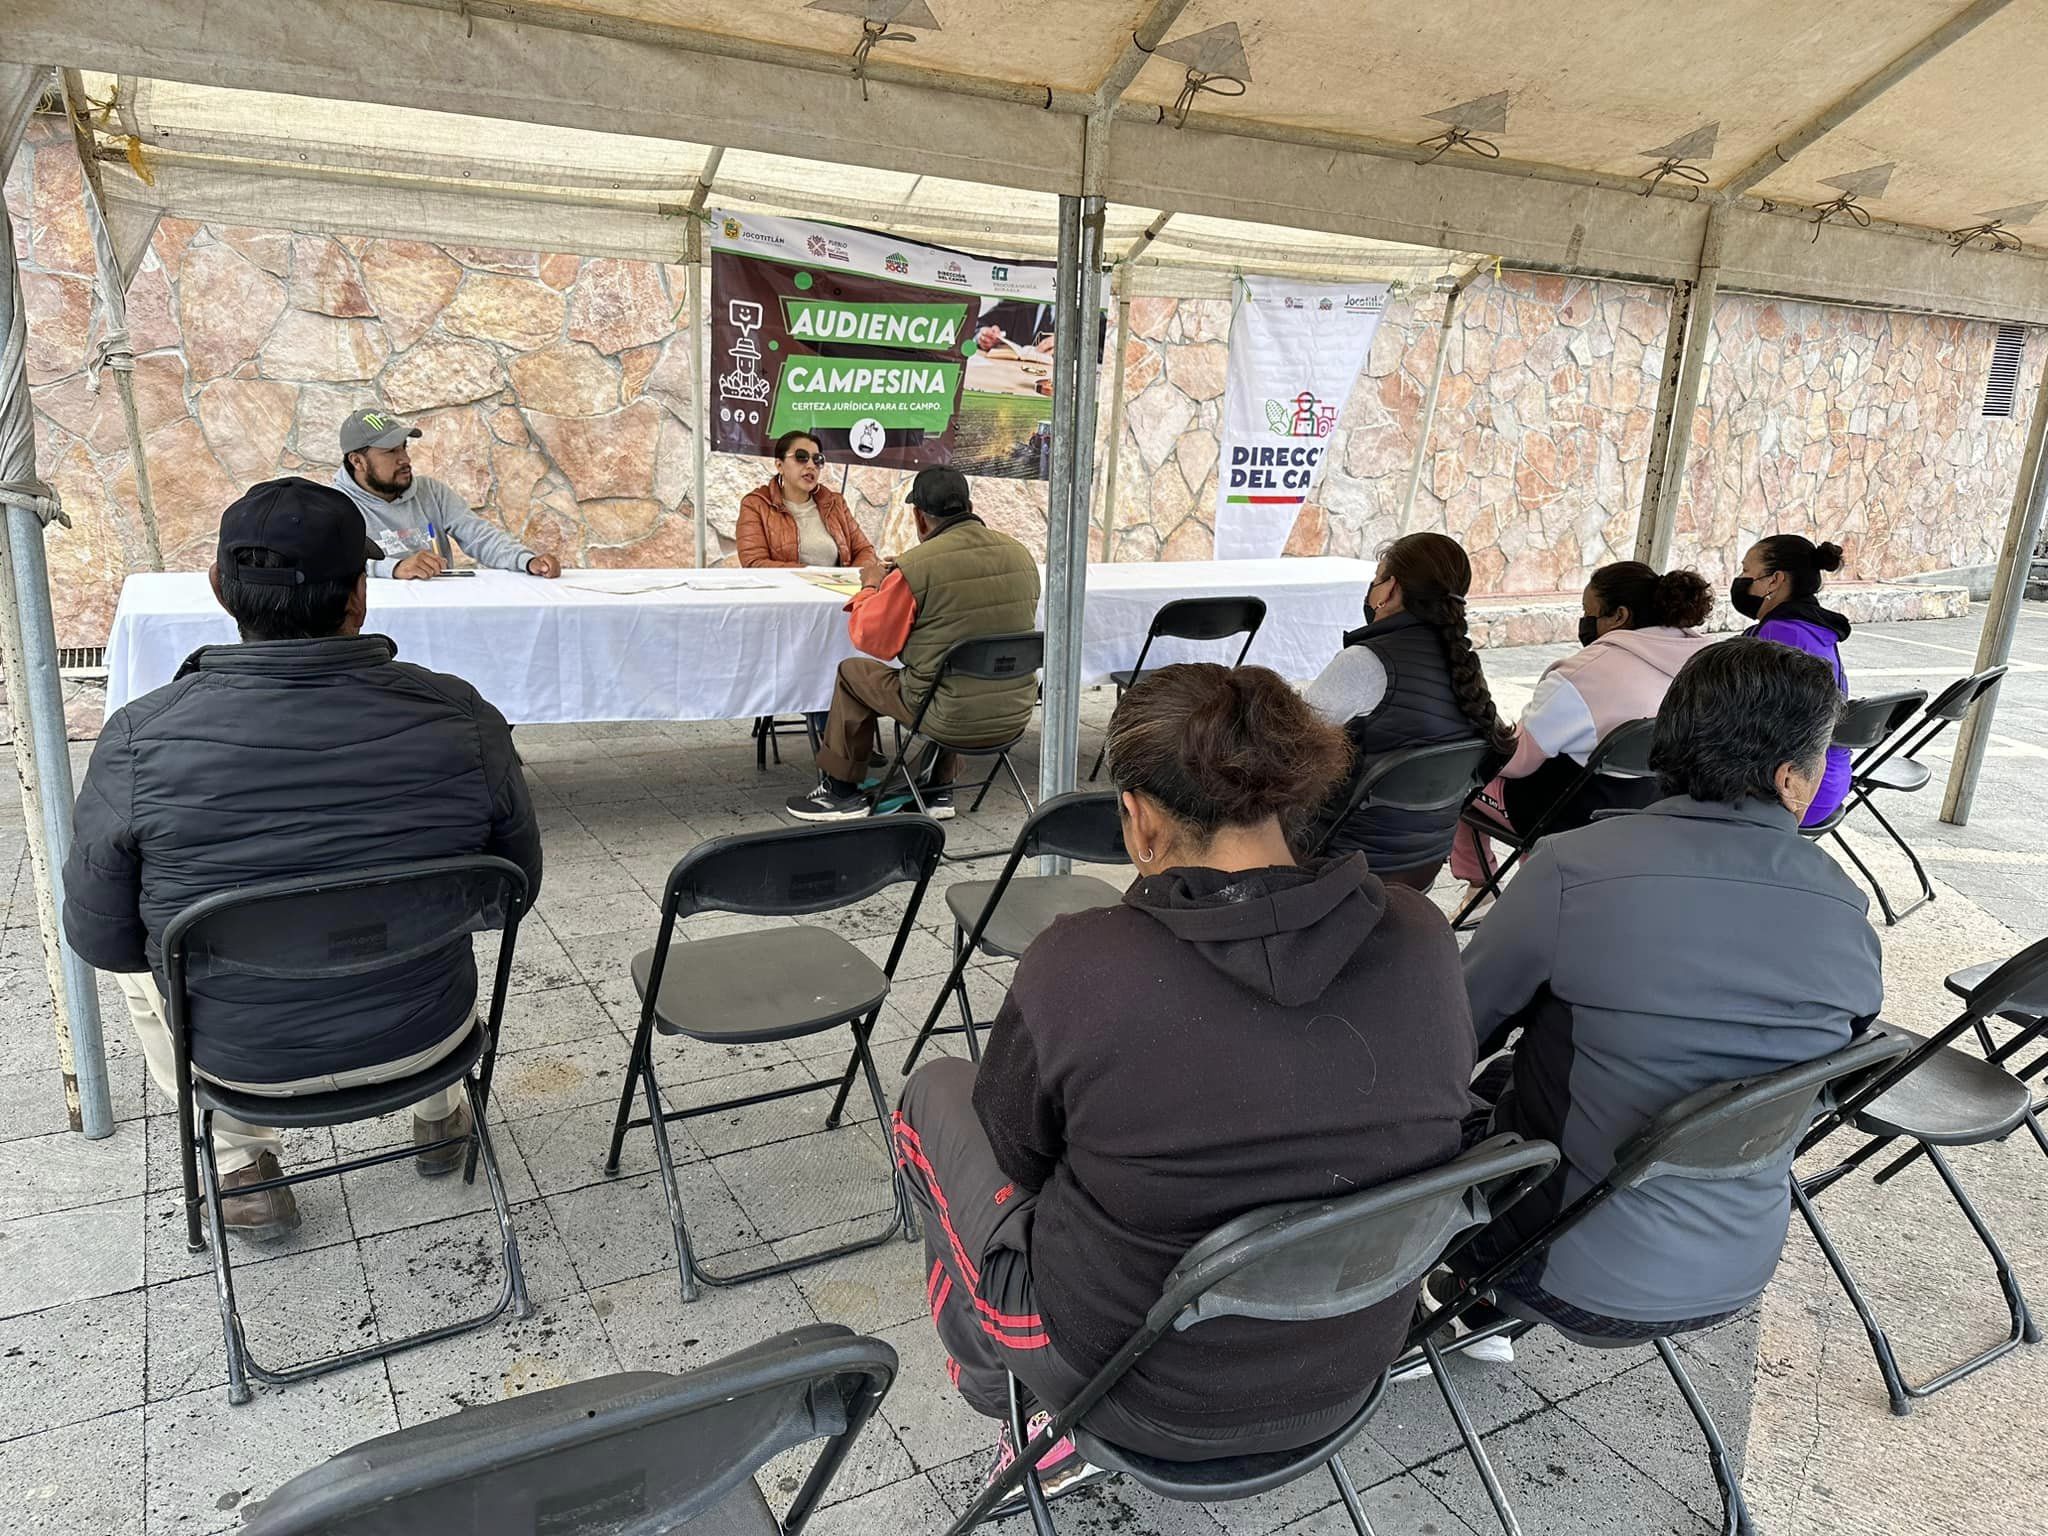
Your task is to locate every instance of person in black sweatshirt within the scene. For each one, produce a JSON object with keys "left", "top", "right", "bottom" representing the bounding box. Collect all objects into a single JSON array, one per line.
[{"left": 893, "top": 662, "right": 1476, "bottom": 1511}]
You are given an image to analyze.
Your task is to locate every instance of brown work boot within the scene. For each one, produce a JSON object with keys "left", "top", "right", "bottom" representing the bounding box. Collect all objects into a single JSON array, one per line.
[
  {"left": 413, "top": 1100, "right": 474, "bottom": 1178},
  {"left": 218, "top": 1152, "right": 302, "bottom": 1242}
]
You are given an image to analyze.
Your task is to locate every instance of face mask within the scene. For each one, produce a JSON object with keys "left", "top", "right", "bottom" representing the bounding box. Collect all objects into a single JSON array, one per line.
[
  {"left": 1729, "top": 576, "right": 1765, "bottom": 620},
  {"left": 1576, "top": 614, "right": 1603, "bottom": 647},
  {"left": 1362, "top": 580, "right": 1389, "bottom": 626}
]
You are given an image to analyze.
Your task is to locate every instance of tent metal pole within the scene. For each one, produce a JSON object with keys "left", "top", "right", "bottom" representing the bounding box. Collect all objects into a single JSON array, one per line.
[
  {"left": 1098, "top": 286, "right": 1130, "bottom": 562},
  {"left": 0, "top": 63, "right": 112, "bottom": 1138},
  {"left": 60, "top": 69, "right": 162, "bottom": 571},
  {"left": 1397, "top": 269, "right": 1476, "bottom": 533},
  {"left": 1040, "top": 191, "right": 1105, "bottom": 807},
  {"left": 1941, "top": 346, "right": 2048, "bottom": 825},
  {"left": 1635, "top": 205, "right": 1724, "bottom": 567},
  {"left": 686, "top": 224, "right": 707, "bottom": 568}
]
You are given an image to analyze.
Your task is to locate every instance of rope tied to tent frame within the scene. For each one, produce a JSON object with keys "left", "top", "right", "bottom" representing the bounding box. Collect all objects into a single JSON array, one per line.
[
  {"left": 852, "top": 18, "right": 917, "bottom": 101},
  {"left": 0, "top": 483, "right": 71, "bottom": 532},
  {"left": 1167, "top": 69, "right": 1246, "bottom": 128},
  {"left": 1417, "top": 126, "right": 1502, "bottom": 163},
  {"left": 1807, "top": 193, "right": 1872, "bottom": 243},
  {"left": 1947, "top": 220, "right": 2024, "bottom": 256},
  {"left": 1640, "top": 157, "right": 1710, "bottom": 198}
]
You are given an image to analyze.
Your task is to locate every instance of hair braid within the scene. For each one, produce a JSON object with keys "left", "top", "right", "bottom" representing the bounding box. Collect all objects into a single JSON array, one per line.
[{"left": 1407, "top": 590, "right": 1514, "bottom": 753}]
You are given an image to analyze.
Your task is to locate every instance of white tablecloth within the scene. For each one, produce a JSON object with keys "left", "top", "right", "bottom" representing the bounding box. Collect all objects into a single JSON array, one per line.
[{"left": 103, "top": 558, "right": 1372, "bottom": 724}]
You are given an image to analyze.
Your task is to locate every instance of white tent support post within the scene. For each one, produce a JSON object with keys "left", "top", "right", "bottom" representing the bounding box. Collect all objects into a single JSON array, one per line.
[
  {"left": 1398, "top": 268, "right": 1479, "bottom": 533},
  {"left": 686, "top": 148, "right": 721, "bottom": 568},
  {"left": 1635, "top": 206, "right": 1726, "bottom": 567},
  {"left": 1040, "top": 190, "right": 1106, "bottom": 808},
  {"left": 1098, "top": 286, "right": 1129, "bottom": 563},
  {"left": 0, "top": 61, "right": 112, "bottom": 1138},
  {"left": 60, "top": 68, "right": 162, "bottom": 571},
  {"left": 1941, "top": 348, "right": 2048, "bottom": 825}
]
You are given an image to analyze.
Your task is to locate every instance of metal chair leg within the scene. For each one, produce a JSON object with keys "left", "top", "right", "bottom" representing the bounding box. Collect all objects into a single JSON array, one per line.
[
  {"left": 198, "top": 1123, "right": 254, "bottom": 1406},
  {"left": 1653, "top": 1337, "right": 1753, "bottom": 1536},
  {"left": 1859, "top": 797, "right": 1935, "bottom": 919},
  {"left": 1828, "top": 828, "right": 1904, "bottom": 926},
  {"left": 640, "top": 1056, "right": 702, "bottom": 1304},
  {"left": 465, "top": 1076, "right": 534, "bottom": 1321},
  {"left": 1008, "top": 1373, "right": 1060, "bottom": 1536},
  {"left": 1329, "top": 1453, "right": 1376, "bottom": 1536},
  {"left": 754, "top": 715, "right": 769, "bottom": 771},
  {"left": 1791, "top": 1175, "right": 1913, "bottom": 1415},
  {"left": 902, "top": 923, "right": 972, "bottom": 1076},
  {"left": 1422, "top": 1330, "right": 1522, "bottom": 1535},
  {"left": 999, "top": 751, "right": 1035, "bottom": 813}
]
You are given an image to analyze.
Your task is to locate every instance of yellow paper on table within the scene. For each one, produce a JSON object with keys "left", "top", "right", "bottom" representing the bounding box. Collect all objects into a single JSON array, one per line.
[{"left": 797, "top": 570, "right": 864, "bottom": 599}]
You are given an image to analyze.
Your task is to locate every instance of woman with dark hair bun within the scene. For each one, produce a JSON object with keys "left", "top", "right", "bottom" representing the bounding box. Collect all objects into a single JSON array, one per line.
[
  {"left": 1733, "top": 534, "right": 1852, "bottom": 826},
  {"left": 1450, "top": 560, "right": 1717, "bottom": 905},
  {"left": 893, "top": 663, "right": 1474, "bottom": 1511},
  {"left": 1302, "top": 532, "right": 1513, "bottom": 890}
]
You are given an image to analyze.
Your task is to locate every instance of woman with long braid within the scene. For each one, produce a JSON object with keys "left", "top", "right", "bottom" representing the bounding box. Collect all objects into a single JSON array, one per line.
[
  {"left": 1303, "top": 533, "right": 1514, "bottom": 890},
  {"left": 1450, "top": 561, "right": 1717, "bottom": 908}
]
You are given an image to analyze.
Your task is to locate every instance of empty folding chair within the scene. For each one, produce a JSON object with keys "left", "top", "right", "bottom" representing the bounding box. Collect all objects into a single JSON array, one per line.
[
  {"left": 895, "top": 791, "right": 1128, "bottom": 1078},
  {"left": 1452, "top": 717, "right": 1657, "bottom": 930},
  {"left": 871, "top": 631, "right": 1044, "bottom": 830},
  {"left": 239, "top": 1324, "right": 897, "bottom": 1536},
  {"left": 1412, "top": 1028, "right": 1911, "bottom": 1536},
  {"left": 1088, "top": 596, "right": 1266, "bottom": 781},
  {"left": 1822, "top": 668, "right": 2006, "bottom": 923},
  {"left": 752, "top": 712, "right": 821, "bottom": 770},
  {"left": 1939, "top": 950, "right": 2048, "bottom": 1158},
  {"left": 604, "top": 817, "right": 945, "bottom": 1302},
  {"left": 162, "top": 856, "right": 534, "bottom": 1406},
  {"left": 1793, "top": 936, "right": 2048, "bottom": 1414},
  {"left": 1797, "top": 688, "right": 1929, "bottom": 924},
  {"left": 1307, "top": 738, "right": 1494, "bottom": 861},
  {"left": 943, "top": 1135, "right": 1561, "bottom": 1536}
]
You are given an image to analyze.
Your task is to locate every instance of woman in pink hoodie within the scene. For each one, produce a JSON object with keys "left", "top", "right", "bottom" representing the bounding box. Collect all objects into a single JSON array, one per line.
[{"left": 1452, "top": 563, "right": 1717, "bottom": 903}]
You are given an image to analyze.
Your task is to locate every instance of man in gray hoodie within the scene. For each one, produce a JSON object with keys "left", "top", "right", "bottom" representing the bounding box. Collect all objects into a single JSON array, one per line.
[{"left": 331, "top": 408, "right": 561, "bottom": 580}]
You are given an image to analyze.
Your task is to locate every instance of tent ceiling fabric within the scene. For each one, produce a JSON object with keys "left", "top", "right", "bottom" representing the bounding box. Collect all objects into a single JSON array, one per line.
[{"left": 7, "top": 0, "right": 2048, "bottom": 319}]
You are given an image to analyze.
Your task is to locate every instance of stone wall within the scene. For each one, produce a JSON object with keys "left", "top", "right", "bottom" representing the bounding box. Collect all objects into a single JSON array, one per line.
[{"left": 9, "top": 116, "right": 2044, "bottom": 647}]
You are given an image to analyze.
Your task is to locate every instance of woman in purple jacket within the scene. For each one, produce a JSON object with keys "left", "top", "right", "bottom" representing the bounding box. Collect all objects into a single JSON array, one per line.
[{"left": 1731, "top": 534, "right": 1851, "bottom": 825}]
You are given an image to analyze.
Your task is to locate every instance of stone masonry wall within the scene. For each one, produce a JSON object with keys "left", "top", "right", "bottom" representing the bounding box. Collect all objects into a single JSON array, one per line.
[{"left": 9, "top": 115, "right": 2044, "bottom": 647}]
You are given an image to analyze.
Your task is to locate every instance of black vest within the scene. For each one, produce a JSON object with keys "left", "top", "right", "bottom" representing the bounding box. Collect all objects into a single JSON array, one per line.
[{"left": 1317, "top": 612, "right": 1480, "bottom": 871}]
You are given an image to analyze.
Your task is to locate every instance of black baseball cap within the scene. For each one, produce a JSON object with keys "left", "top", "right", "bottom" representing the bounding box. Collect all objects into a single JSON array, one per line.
[
  {"left": 217, "top": 478, "right": 384, "bottom": 586},
  {"left": 906, "top": 466, "right": 971, "bottom": 517}
]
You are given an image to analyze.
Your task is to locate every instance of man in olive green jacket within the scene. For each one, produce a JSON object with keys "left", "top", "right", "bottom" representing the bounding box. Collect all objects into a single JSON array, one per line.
[{"left": 787, "top": 467, "right": 1040, "bottom": 822}]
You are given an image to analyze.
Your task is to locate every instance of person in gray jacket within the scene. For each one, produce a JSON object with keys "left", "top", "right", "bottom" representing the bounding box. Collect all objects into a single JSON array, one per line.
[
  {"left": 331, "top": 407, "right": 561, "bottom": 580},
  {"left": 1455, "top": 638, "right": 1882, "bottom": 1347},
  {"left": 63, "top": 478, "right": 543, "bottom": 1240}
]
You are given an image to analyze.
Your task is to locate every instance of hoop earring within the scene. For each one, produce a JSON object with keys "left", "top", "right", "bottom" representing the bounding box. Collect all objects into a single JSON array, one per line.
[{"left": 1137, "top": 847, "right": 1155, "bottom": 864}]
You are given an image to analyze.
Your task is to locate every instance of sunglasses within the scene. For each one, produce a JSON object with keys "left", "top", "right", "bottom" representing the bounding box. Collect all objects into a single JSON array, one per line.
[{"left": 786, "top": 448, "right": 826, "bottom": 466}]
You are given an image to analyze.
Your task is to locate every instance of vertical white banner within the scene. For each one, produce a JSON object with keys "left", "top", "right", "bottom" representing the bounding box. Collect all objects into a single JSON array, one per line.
[{"left": 1215, "top": 279, "right": 1389, "bottom": 559}]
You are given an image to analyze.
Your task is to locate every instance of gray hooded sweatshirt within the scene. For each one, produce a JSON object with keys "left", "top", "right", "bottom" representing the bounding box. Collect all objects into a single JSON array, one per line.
[{"left": 329, "top": 467, "right": 535, "bottom": 578}]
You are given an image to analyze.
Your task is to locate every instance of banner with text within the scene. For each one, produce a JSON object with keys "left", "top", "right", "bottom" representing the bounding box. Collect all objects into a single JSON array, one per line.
[
  {"left": 1215, "top": 278, "right": 1389, "bottom": 559},
  {"left": 709, "top": 209, "right": 1066, "bottom": 479}
]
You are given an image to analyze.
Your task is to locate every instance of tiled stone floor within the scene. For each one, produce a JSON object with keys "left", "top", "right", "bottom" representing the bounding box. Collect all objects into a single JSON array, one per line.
[{"left": 2, "top": 605, "right": 2045, "bottom": 1535}]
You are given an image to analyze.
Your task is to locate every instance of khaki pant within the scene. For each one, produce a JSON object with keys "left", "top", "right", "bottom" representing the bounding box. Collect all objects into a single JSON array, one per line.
[
  {"left": 117, "top": 972, "right": 470, "bottom": 1177},
  {"left": 816, "top": 657, "right": 958, "bottom": 786}
]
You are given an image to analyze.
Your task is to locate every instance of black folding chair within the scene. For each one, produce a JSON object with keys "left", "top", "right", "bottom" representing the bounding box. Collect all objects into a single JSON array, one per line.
[
  {"left": 1452, "top": 717, "right": 1657, "bottom": 930},
  {"left": 1412, "top": 1029, "right": 1911, "bottom": 1536},
  {"left": 752, "top": 713, "right": 822, "bottom": 769},
  {"left": 895, "top": 791, "right": 1128, "bottom": 1078},
  {"left": 238, "top": 1324, "right": 897, "bottom": 1536},
  {"left": 1793, "top": 936, "right": 2048, "bottom": 1415},
  {"left": 1087, "top": 596, "right": 1266, "bottom": 781},
  {"left": 1938, "top": 951, "right": 2048, "bottom": 1160},
  {"left": 1817, "top": 669, "right": 2006, "bottom": 924},
  {"left": 943, "top": 1135, "right": 1561, "bottom": 1536},
  {"left": 871, "top": 631, "right": 1043, "bottom": 832},
  {"left": 1307, "top": 738, "right": 1494, "bottom": 860},
  {"left": 604, "top": 817, "right": 945, "bottom": 1302},
  {"left": 1798, "top": 688, "right": 1928, "bottom": 924},
  {"left": 161, "top": 856, "right": 533, "bottom": 1406}
]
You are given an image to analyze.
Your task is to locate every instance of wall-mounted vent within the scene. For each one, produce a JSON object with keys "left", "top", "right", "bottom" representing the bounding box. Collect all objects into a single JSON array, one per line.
[
  {"left": 57, "top": 646, "right": 107, "bottom": 677},
  {"left": 1984, "top": 323, "right": 2026, "bottom": 418}
]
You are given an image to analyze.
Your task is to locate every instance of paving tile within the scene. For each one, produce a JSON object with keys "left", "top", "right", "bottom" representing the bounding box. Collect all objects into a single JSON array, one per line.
[
  {"left": 0, "top": 1122, "right": 147, "bottom": 1219},
  {"left": 525, "top": 854, "right": 645, "bottom": 905},
  {"left": 590, "top": 1261, "right": 816, "bottom": 1376},
  {"left": 0, "top": 1408, "right": 145, "bottom": 1536},
  {"left": 1201, "top": 1435, "right": 1405, "bottom": 1536},
  {"left": 1557, "top": 1354, "right": 1737, "bottom": 1524},
  {"left": 145, "top": 1241, "right": 375, "bottom": 1404},
  {"left": 1359, "top": 1355, "right": 1548, "bottom": 1468},
  {"left": 667, "top": 1056, "right": 856, "bottom": 1158},
  {"left": 537, "top": 887, "right": 661, "bottom": 942},
  {"left": 494, "top": 980, "right": 620, "bottom": 1049},
  {"left": 145, "top": 1369, "right": 398, "bottom": 1534},
  {"left": 505, "top": 923, "right": 582, "bottom": 996},
  {"left": 360, "top": 1200, "right": 584, "bottom": 1335},
  {"left": 142, "top": 1175, "right": 354, "bottom": 1285},
  {"left": 760, "top": 1410, "right": 920, "bottom": 1518},
  {"left": 1276, "top": 1473, "right": 1483, "bottom": 1535},
  {"left": 713, "top": 1130, "right": 900, "bottom": 1245},
  {"left": 508, "top": 1097, "right": 677, "bottom": 1197},
  {"left": 800, "top": 1467, "right": 956, "bottom": 1536},
  {"left": 0, "top": 1197, "right": 144, "bottom": 1319},
  {"left": 144, "top": 1117, "right": 336, "bottom": 1197},
  {"left": 489, "top": 1035, "right": 634, "bottom": 1120},
  {"left": 871, "top": 1313, "right": 1005, "bottom": 1472},
  {"left": 0, "top": 1289, "right": 146, "bottom": 1440},
  {"left": 548, "top": 1166, "right": 759, "bottom": 1291},
  {"left": 0, "top": 1058, "right": 149, "bottom": 1143},
  {"left": 382, "top": 1288, "right": 624, "bottom": 1428},
  {"left": 336, "top": 1115, "right": 539, "bottom": 1238},
  {"left": 785, "top": 1218, "right": 934, "bottom": 1334}
]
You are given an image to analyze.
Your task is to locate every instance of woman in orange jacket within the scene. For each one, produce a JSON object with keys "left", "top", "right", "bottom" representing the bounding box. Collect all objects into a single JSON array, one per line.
[{"left": 735, "top": 431, "right": 878, "bottom": 568}]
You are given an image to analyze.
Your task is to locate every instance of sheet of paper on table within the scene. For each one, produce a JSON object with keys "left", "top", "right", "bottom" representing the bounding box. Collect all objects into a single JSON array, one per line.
[
  {"left": 557, "top": 570, "right": 779, "bottom": 595},
  {"left": 795, "top": 569, "right": 864, "bottom": 598}
]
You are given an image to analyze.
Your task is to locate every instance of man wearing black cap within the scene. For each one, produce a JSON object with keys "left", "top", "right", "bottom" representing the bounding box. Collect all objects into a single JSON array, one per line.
[
  {"left": 332, "top": 407, "right": 561, "bottom": 579},
  {"left": 63, "top": 478, "right": 542, "bottom": 1240},
  {"left": 787, "top": 466, "right": 1040, "bottom": 821}
]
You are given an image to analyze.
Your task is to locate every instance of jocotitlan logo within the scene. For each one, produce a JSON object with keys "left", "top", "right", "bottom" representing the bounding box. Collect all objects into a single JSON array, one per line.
[{"left": 722, "top": 217, "right": 741, "bottom": 240}]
